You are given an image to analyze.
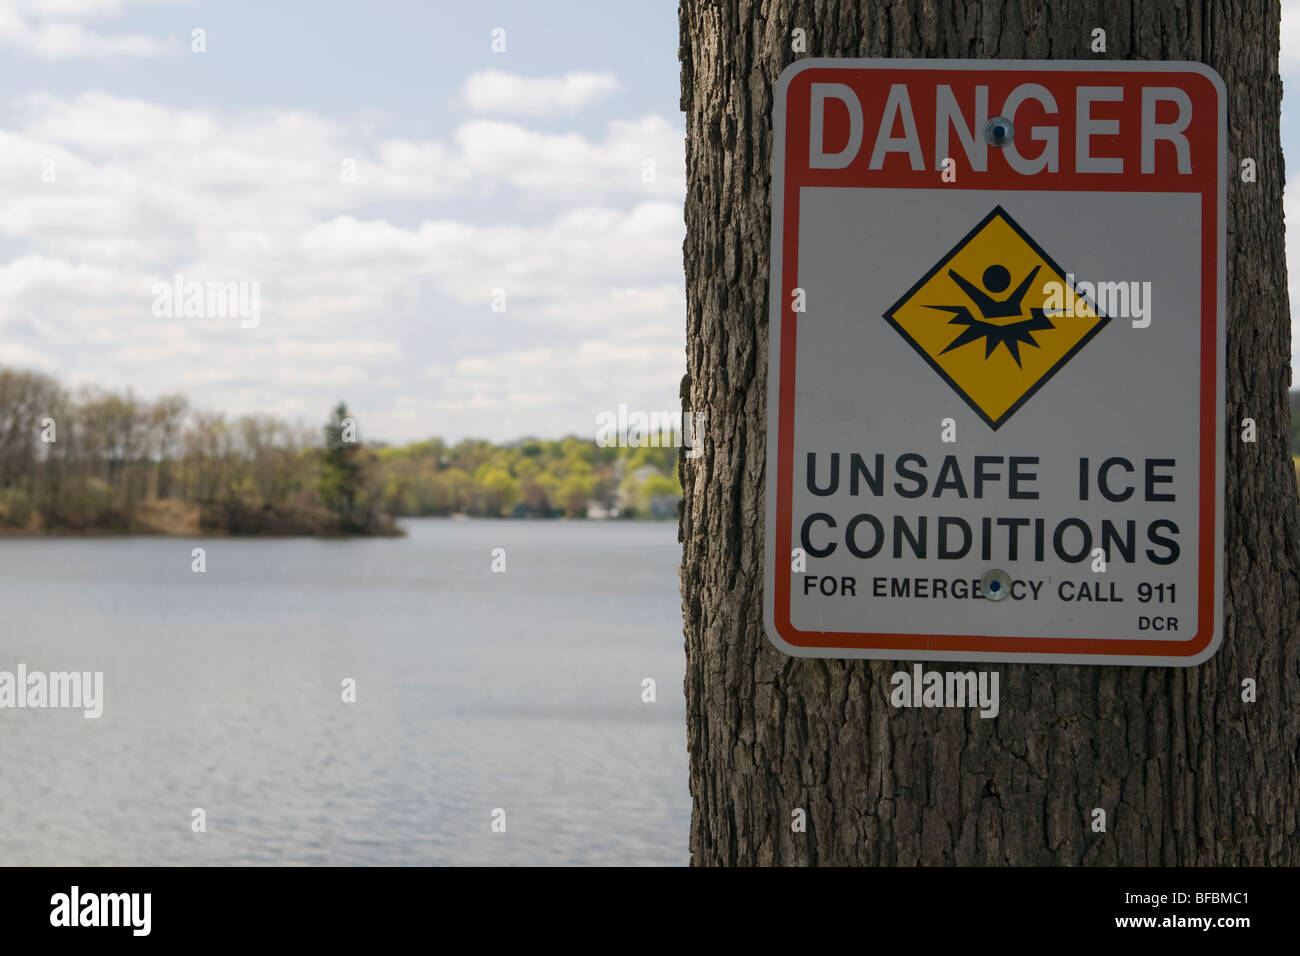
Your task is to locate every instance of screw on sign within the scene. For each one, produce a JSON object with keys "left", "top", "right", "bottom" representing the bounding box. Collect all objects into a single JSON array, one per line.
[{"left": 763, "top": 60, "right": 1225, "bottom": 666}]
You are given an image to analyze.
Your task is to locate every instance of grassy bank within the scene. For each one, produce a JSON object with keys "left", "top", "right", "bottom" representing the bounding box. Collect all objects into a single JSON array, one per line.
[{"left": 0, "top": 495, "right": 401, "bottom": 537}]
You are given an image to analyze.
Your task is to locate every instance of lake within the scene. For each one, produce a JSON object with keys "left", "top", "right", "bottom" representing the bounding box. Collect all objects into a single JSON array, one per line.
[{"left": 0, "top": 519, "right": 689, "bottom": 865}]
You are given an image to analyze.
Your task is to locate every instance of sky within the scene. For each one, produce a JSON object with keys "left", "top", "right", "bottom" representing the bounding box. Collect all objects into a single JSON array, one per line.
[
  {"left": 0, "top": 0, "right": 1296, "bottom": 444},
  {"left": 0, "top": 0, "right": 684, "bottom": 443},
  {"left": 1280, "top": 2, "right": 1299, "bottom": 385}
]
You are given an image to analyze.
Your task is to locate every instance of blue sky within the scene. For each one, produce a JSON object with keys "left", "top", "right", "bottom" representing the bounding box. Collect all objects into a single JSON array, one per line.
[
  {"left": 1279, "top": 3, "right": 1298, "bottom": 384},
  {"left": 0, "top": 1, "right": 1294, "bottom": 442}
]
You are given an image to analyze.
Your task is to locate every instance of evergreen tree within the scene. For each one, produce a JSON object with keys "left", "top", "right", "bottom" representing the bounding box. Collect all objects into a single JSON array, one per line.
[{"left": 320, "top": 402, "right": 364, "bottom": 530}]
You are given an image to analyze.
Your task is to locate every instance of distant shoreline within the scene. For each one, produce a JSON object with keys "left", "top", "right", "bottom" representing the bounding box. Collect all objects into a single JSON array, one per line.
[
  {"left": 0, "top": 370, "right": 685, "bottom": 537},
  {"left": 0, "top": 512, "right": 676, "bottom": 539}
]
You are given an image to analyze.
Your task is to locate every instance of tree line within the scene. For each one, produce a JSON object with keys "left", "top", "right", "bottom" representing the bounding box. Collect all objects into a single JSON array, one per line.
[{"left": 0, "top": 367, "right": 683, "bottom": 534}]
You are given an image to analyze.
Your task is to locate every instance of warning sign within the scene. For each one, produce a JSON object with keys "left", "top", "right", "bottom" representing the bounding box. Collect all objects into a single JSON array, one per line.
[
  {"left": 763, "top": 60, "right": 1225, "bottom": 666},
  {"left": 885, "top": 206, "right": 1108, "bottom": 429}
]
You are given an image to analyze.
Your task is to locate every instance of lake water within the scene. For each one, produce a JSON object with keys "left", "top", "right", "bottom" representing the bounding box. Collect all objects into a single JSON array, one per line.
[{"left": 0, "top": 519, "right": 689, "bottom": 865}]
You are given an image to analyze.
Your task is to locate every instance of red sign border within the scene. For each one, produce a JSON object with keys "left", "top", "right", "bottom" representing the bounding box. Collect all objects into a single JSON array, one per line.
[{"left": 764, "top": 59, "right": 1226, "bottom": 665}]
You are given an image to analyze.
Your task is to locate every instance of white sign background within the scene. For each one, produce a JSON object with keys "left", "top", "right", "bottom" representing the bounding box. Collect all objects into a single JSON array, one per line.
[{"left": 762, "top": 60, "right": 1225, "bottom": 666}]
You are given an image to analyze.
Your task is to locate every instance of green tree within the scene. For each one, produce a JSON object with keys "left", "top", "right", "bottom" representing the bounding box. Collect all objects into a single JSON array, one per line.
[
  {"left": 475, "top": 465, "right": 521, "bottom": 516},
  {"left": 319, "top": 402, "right": 364, "bottom": 530}
]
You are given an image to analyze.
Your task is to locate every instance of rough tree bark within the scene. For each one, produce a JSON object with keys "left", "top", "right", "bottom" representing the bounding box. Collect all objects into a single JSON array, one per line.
[{"left": 679, "top": 0, "right": 1300, "bottom": 865}]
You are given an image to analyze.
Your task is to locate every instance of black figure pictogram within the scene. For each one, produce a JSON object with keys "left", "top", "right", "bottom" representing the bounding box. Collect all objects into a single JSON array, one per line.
[{"left": 926, "top": 262, "right": 1054, "bottom": 367}]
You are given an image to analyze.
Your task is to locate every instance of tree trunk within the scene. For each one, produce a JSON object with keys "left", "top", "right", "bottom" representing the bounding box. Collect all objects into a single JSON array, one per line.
[{"left": 678, "top": 0, "right": 1300, "bottom": 865}]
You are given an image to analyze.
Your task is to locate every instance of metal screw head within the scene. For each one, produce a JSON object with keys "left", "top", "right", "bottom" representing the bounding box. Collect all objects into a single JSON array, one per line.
[
  {"left": 983, "top": 116, "right": 1015, "bottom": 148},
  {"left": 981, "top": 569, "right": 1012, "bottom": 602}
]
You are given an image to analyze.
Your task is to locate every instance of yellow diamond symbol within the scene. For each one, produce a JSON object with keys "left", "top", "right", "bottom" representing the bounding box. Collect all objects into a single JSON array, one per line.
[{"left": 883, "top": 206, "right": 1110, "bottom": 429}]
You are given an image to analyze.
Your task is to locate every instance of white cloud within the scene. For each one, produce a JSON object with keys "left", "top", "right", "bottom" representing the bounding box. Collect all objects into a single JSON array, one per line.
[
  {"left": 540, "top": 283, "right": 685, "bottom": 326},
  {"left": 454, "top": 115, "right": 683, "bottom": 199},
  {"left": 1, "top": 92, "right": 684, "bottom": 251},
  {"left": 276, "top": 339, "right": 401, "bottom": 360},
  {"left": 409, "top": 339, "right": 684, "bottom": 442},
  {"left": 0, "top": 253, "right": 154, "bottom": 299},
  {"left": 275, "top": 365, "right": 371, "bottom": 386},
  {"left": 461, "top": 70, "right": 619, "bottom": 115},
  {"left": 0, "top": 0, "right": 178, "bottom": 59},
  {"left": 0, "top": 341, "right": 55, "bottom": 370},
  {"left": 0, "top": 79, "right": 687, "bottom": 441},
  {"left": 297, "top": 201, "right": 683, "bottom": 315},
  {"left": 1283, "top": 2, "right": 1300, "bottom": 72}
]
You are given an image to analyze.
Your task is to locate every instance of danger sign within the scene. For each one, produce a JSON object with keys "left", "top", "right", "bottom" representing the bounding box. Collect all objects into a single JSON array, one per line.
[
  {"left": 763, "top": 59, "right": 1225, "bottom": 666},
  {"left": 885, "top": 204, "right": 1110, "bottom": 429}
]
